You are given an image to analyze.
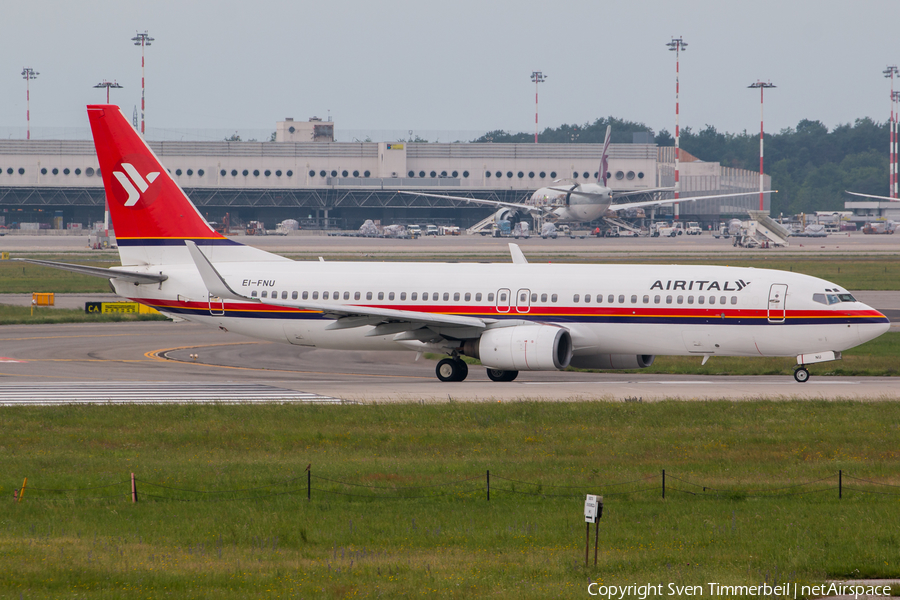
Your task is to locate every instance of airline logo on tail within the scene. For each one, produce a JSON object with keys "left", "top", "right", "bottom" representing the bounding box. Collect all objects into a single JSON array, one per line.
[{"left": 113, "top": 162, "right": 160, "bottom": 207}]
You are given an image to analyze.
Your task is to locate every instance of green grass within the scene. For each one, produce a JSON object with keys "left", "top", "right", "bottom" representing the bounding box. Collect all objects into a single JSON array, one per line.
[
  {"left": 3, "top": 401, "right": 900, "bottom": 598},
  {"left": 0, "top": 304, "right": 168, "bottom": 325}
]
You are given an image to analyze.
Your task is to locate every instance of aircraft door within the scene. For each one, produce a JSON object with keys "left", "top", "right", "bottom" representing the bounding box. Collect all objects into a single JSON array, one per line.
[
  {"left": 209, "top": 294, "right": 225, "bottom": 316},
  {"left": 767, "top": 284, "right": 787, "bottom": 323},
  {"left": 496, "top": 288, "right": 511, "bottom": 313},
  {"left": 515, "top": 288, "right": 531, "bottom": 313}
]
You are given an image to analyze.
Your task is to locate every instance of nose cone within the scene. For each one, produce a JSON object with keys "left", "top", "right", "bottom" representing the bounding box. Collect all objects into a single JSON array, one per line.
[{"left": 858, "top": 304, "right": 891, "bottom": 344}]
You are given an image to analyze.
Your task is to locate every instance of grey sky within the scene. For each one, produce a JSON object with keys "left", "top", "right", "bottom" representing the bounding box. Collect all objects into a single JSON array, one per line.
[{"left": 2, "top": 0, "right": 899, "bottom": 141}]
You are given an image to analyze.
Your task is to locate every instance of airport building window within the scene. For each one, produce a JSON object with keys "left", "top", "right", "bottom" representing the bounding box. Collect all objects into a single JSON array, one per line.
[
  {"left": 232, "top": 169, "right": 239, "bottom": 176},
  {"left": 551, "top": 294, "right": 558, "bottom": 303},
  {"left": 177, "top": 169, "right": 183, "bottom": 176},
  {"left": 475, "top": 293, "right": 482, "bottom": 302},
  {"left": 198, "top": 169, "right": 204, "bottom": 176},
  {"left": 53, "top": 168, "right": 60, "bottom": 175},
  {"left": 408, "top": 171, "right": 415, "bottom": 177},
  {"left": 342, "top": 170, "right": 349, "bottom": 177},
  {"left": 286, "top": 170, "right": 293, "bottom": 177},
  {"left": 452, "top": 171, "right": 459, "bottom": 177},
  {"left": 583, "top": 172, "right": 589, "bottom": 179},
  {"left": 517, "top": 171, "right": 524, "bottom": 178},
  {"left": 242, "top": 169, "right": 249, "bottom": 176},
  {"left": 86, "top": 167, "right": 94, "bottom": 176},
  {"left": 573, "top": 172, "right": 579, "bottom": 178},
  {"left": 618, "top": 295, "right": 625, "bottom": 303},
  {"left": 550, "top": 171, "right": 557, "bottom": 178},
  {"left": 540, "top": 171, "right": 546, "bottom": 178},
  {"left": 221, "top": 169, "right": 227, "bottom": 176},
  {"left": 331, "top": 170, "right": 338, "bottom": 177},
  {"left": 485, "top": 171, "right": 491, "bottom": 178},
  {"left": 312, "top": 291, "right": 318, "bottom": 299},
  {"left": 419, "top": 171, "right": 426, "bottom": 177},
  {"left": 431, "top": 171, "right": 437, "bottom": 178},
  {"left": 320, "top": 170, "right": 327, "bottom": 177},
  {"left": 41, "top": 168, "right": 47, "bottom": 175},
  {"left": 593, "top": 172, "right": 599, "bottom": 179},
  {"left": 353, "top": 170, "right": 359, "bottom": 177},
  {"left": 627, "top": 171, "right": 635, "bottom": 180},
  {"left": 253, "top": 170, "right": 260, "bottom": 177},
  {"left": 528, "top": 171, "right": 535, "bottom": 178},
  {"left": 441, "top": 171, "right": 448, "bottom": 177},
  {"left": 731, "top": 296, "right": 737, "bottom": 305},
  {"left": 615, "top": 171, "right": 624, "bottom": 180},
  {"left": 187, "top": 169, "right": 194, "bottom": 176},
  {"left": 73, "top": 168, "right": 79, "bottom": 175},
  {"left": 666, "top": 295, "right": 672, "bottom": 304},
  {"left": 638, "top": 172, "right": 645, "bottom": 179},
  {"left": 463, "top": 171, "right": 470, "bottom": 177},
  {"left": 310, "top": 170, "right": 316, "bottom": 177}
]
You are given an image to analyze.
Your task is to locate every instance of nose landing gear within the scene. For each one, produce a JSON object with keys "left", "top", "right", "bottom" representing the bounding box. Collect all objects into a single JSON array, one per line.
[{"left": 793, "top": 366, "right": 810, "bottom": 383}]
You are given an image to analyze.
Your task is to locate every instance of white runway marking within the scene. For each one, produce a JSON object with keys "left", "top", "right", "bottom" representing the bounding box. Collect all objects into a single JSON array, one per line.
[{"left": 0, "top": 382, "right": 343, "bottom": 406}]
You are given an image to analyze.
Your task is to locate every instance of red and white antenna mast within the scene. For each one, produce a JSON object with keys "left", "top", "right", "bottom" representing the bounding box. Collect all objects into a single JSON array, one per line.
[
  {"left": 884, "top": 66, "right": 898, "bottom": 198},
  {"left": 893, "top": 89, "right": 900, "bottom": 200},
  {"left": 132, "top": 31, "right": 154, "bottom": 136},
  {"left": 531, "top": 71, "right": 547, "bottom": 144},
  {"left": 748, "top": 81, "right": 775, "bottom": 212},
  {"left": 666, "top": 37, "right": 687, "bottom": 220},
  {"left": 21, "top": 67, "right": 38, "bottom": 141}
]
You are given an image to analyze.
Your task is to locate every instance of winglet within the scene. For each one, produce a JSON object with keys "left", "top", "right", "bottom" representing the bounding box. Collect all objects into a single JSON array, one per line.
[
  {"left": 508, "top": 243, "right": 528, "bottom": 265},
  {"left": 185, "top": 240, "right": 257, "bottom": 302}
]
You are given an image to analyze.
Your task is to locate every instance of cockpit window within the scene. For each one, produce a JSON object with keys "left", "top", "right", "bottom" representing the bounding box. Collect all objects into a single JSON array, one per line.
[
  {"left": 813, "top": 293, "right": 843, "bottom": 305},
  {"left": 838, "top": 293, "right": 856, "bottom": 302}
]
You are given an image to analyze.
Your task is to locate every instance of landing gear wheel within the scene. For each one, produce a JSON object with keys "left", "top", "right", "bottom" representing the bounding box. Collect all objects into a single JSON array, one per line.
[
  {"left": 486, "top": 368, "right": 519, "bottom": 382},
  {"left": 436, "top": 358, "right": 468, "bottom": 382},
  {"left": 793, "top": 367, "right": 810, "bottom": 383}
]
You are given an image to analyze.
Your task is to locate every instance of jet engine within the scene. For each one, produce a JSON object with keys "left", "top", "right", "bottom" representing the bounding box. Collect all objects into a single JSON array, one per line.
[
  {"left": 462, "top": 325, "right": 573, "bottom": 371},
  {"left": 493, "top": 207, "right": 522, "bottom": 224},
  {"left": 568, "top": 354, "right": 655, "bottom": 370}
]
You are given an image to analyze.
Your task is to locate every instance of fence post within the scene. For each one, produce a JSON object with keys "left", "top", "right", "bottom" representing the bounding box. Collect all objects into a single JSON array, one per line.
[
  {"left": 131, "top": 472, "right": 138, "bottom": 503},
  {"left": 662, "top": 470, "right": 665, "bottom": 499},
  {"left": 486, "top": 470, "right": 490, "bottom": 501},
  {"left": 18, "top": 477, "right": 27, "bottom": 503},
  {"left": 839, "top": 470, "right": 842, "bottom": 499},
  {"left": 307, "top": 469, "right": 311, "bottom": 501}
]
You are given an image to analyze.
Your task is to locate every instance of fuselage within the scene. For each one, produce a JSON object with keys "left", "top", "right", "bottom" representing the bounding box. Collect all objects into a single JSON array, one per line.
[
  {"left": 530, "top": 182, "right": 612, "bottom": 222},
  {"left": 117, "top": 259, "right": 889, "bottom": 359}
]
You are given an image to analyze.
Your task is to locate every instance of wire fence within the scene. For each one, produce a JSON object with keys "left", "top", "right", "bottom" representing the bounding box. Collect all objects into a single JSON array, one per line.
[{"left": 11, "top": 469, "right": 900, "bottom": 504}]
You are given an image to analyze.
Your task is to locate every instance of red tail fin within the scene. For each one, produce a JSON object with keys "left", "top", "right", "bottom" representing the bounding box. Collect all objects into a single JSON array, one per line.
[{"left": 87, "top": 105, "right": 225, "bottom": 244}]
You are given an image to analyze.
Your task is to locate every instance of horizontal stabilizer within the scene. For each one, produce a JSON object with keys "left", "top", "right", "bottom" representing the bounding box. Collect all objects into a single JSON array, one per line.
[{"left": 12, "top": 258, "right": 167, "bottom": 284}]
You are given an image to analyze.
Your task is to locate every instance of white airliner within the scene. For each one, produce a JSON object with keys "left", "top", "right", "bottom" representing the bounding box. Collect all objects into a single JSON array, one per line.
[
  {"left": 18, "top": 106, "right": 889, "bottom": 384},
  {"left": 401, "top": 126, "right": 774, "bottom": 226}
]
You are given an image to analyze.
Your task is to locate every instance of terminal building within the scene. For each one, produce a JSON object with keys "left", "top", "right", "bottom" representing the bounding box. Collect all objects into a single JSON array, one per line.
[{"left": 0, "top": 117, "right": 770, "bottom": 231}]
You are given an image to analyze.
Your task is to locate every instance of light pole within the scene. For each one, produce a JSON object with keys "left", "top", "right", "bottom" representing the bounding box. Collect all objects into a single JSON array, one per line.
[
  {"left": 21, "top": 67, "right": 39, "bottom": 141},
  {"left": 531, "top": 71, "right": 547, "bottom": 144},
  {"left": 93, "top": 80, "right": 123, "bottom": 103},
  {"left": 131, "top": 31, "right": 154, "bottom": 136},
  {"left": 884, "top": 66, "right": 898, "bottom": 198},
  {"left": 893, "top": 90, "right": 900, "bottom": 200},
  {"left": 666, "top": 37, "right": 687, "bottom": 219},
  {"left": 748, "top": 81, "right": 776, "bottom": 212}
]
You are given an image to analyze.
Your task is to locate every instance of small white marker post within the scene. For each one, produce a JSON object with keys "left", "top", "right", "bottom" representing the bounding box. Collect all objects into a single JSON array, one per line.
[{"left": 584, "top": 494, "right": 603, "bottom": 566}]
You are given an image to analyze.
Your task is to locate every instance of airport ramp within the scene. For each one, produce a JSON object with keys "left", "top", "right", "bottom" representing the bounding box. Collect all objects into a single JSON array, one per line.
[{"left": 747, "top": 210, "right": 791, "bottom": 247}]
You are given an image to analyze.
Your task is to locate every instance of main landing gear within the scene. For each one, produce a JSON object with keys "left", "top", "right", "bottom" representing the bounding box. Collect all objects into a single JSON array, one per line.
[
  {"left": 793, "top": 366, "right": 810, "bottom": 383},
  {"left": 435, "top": 359, "right": 520, "bottom": 383},
  {"left": 436, "top": 358, "right": 469, "bottom": 382}
]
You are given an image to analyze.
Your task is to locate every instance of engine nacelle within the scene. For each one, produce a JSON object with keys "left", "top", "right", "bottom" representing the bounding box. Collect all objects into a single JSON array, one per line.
[
  {"left": 569, "top": 354, "right": 655, "bottom": 370},
  {"left": 493, "top": 208, "right": 520, "bottom": 224},
  {"left": 463, "top": 325, "right": 573, "bottom": 371}
]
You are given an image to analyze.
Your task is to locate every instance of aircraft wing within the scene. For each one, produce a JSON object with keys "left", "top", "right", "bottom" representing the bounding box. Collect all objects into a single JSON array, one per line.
[
  {"left": 185, "top": 241, "right": 488, "bottom": 332},
  {"left": 11, "top": 258, "right": 167, "bottom": 284},
  {"left": 845, "top": 191, "right": 896, "bottom": 202},
  {"left": 608, "top": 190, "right": 775, "bottom": 213},
  {"left": 396, "top": 191, "right": 541, "bottom": 215},
  {"left": 611, "top": 186, "right": 676, "bottom": 198}
]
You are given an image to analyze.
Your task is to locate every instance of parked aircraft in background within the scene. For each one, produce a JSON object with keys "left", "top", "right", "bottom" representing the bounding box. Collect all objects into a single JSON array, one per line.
[
  {"left": 402, "top": 126, "right": 774, "bottom": 227},
  {"left": 15, "top": 107, "right": 889, "bottom": 383}
]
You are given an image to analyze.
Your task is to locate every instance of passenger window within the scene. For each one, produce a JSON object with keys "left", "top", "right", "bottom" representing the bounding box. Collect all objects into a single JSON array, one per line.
[
  {"left": 551, "top": 293, "right": 558, "bottom": 303},
  {"left": 541, "top": 293, "right": 547, "bottom": 302},
  {"left": 443, "top": 292, "right": 450, "bottom": 301},
  {"left": 531, "top": 293, "right": 537, "bottom": 302},
  {"left": 476, "top": 293, "right": 482, "bottom": 302},
  {"left": 618, "top": 295, "right": 625, "bottom": 303},
  {"left": 346, "top": 292, "right": 353, "bottom": 300},
  {"left": 454, "top": 292, "right": 460, "bottom": 301},
  {"left": 302, "top": 291, "right": 309, "bottom": 300},
  {"left": 323, "top": 292, "right": 329, "bottom": 300},
  {"left": 366, "top": 292, "right": 372, "bottom": 300},
  {"left": 608, "top": 295, "right": 614, "bottom": 303},
  {"left": 389, "top": 292, "right": 395, "bottom": 300},
  {"left": 584, "top": 294, "right": 590, "bottom": 303},
  {"left": 377, "top": 292, "right": 384, "bottom": 300},
  {"left": 261, "top": 291, "right": 268, "bottom": 298},
  {"left": 654, "top": 295, "right": 660, "bottom": 304},
  {"left": 698, "top": 295, "right": 704, "bottom": 304},
  {"left": 398, "top": 292, "right": 403, "bottom": 300},
  {"left": 333, "top": 291, "right": 339, "bottom": 299},
  {"left": 312, "top": 291, "right": 318, "bottom": 300},
  {"left": 488, "top": 293, "right": 494, "bottom": 302},
  {"left": 282, "top": 291, "right": 288, "bottom": 300},
  {"left": 677, "top": 296, "right": 683, "bottom": 304},
  {"left": 719, "top": 296, "right": 726, "bottom": 305},
  {"left": 292, "top": 291, "right": 298, "bottom": 300},
  {"left": 596, "top": 294, "right": 603, "bottom": 303},
  {"left": 499, "top": 293, "right": 507, "bottom": 302},
  {"left": 687, "top": 296, "right": 694, "bottom": 304},
  {"left": 271, "top": 290, "right": 276, "bottom": 298},
  {"left": 631, "top": 295, "right": 637, "bottom": 303},
  {"left": 411, "top": 292, "right": 418, "bottom": 301},
  {"left": 643, "top": 295, "right": 649, "bottom": 304},
  {"left": 573, "top": 294, "right": 580, "bottom": 303},
  {"left": 666, "top": 295, "right": 672, "bottom": 304},
  {"left": 465, "top": 293, "right": 471, "bottom": 301},
  {"left": 708, "top": 296, "right": 715, "bottom": 304},
  {"left": 731, "top": 296, "right": 738, "bottom": 305},
  {"left": 251, "top": 291, "right": 258, "bottom": 297}
]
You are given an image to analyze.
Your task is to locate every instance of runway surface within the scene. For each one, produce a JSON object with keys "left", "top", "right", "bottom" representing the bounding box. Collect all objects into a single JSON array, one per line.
[{"left": 0, "top": 321, "right": 897, "bottom": 404}]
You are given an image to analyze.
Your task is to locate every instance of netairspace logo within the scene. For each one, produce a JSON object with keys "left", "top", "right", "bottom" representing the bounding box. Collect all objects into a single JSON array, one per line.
[{"left": 114, "top": 163, "right": 160, "bottom": 207}]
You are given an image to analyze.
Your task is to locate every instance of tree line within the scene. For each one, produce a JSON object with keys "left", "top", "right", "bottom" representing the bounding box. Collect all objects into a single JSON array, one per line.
[{"left": 473, "top": 117, "right": 890, "bottom": 216}]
